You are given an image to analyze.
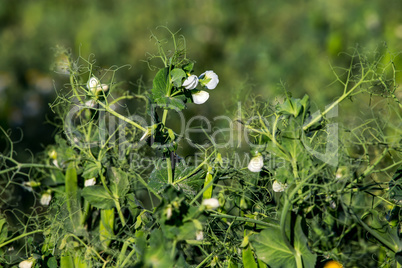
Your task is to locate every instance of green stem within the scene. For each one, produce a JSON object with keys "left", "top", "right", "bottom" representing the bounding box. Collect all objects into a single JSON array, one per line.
[
  {"left": 166, "top": 155, "right": 173, "bottom": 184},
  {"left": 114, "top": 200, "right": 127, "bottom": 227},
  {"left": 279, "top": 198, "right": 296, "bottom": 255},
  {"left": 173, "top": 152, "right": 215, "bottom": 185},
  {"left": 303, "top": 73, "right": 369, "bottom": 131},
  {"left": 65, "top": 233, "right": 107, "bottom": 263},
  {"left": 0, "top": 229, "right": 43, "bottom": 249},
  {"left": 350, "top": 210, "right": 398, "bottom": 252},
  {"left": 210, "top": 212, "right": 279, "bottom": 228},
  {"left": 96, "top": 162, "right": 126, "bottom": 227},
  {"left": 120, "top": 246, "right": 137, "bottom": 268},
  {"left": 295, "top": 252, "right": 303, "bottom": 268},
  {"left": 116, "top": 238, "right": 135, "bottom": 267},
  {"left": 196, "top": 252, "right": 214, "bottom": 268},
  {"left": 97, "top": 101, "right": 146, "bottom": 132}
]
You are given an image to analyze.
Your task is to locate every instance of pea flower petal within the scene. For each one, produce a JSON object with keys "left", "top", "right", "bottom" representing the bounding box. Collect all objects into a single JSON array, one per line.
[
  {"left": 192, "top": 90, "right": 209, "bottom": 104},
  {"left": 182, "top": 75, "right": 199, "bottom": 90},
  {"left": 19, "top": 259, "right": 35, "bottom": 268},
  {"left": 84, "top": 178, "right": 96, "bottom": 187},
  {"left": 272, "top": 180, "right": 287, "bottom": 192},
  {"left": 248, "top": 154, "right": 264, "bottom": 172},
  {"left": 202, "top": 198, "right": 220, "bottom": 209},
  {"left": 87, "top": 76, "right": 108, "bottom": 93},
  {"left": 200, "top": 70, "right": 219, "bottom": 90},
  {"left": 40, "top": 192, "right": 52, "bottom": 206}
]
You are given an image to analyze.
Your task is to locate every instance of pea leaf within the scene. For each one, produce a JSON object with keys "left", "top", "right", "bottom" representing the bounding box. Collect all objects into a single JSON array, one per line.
[
  {"left": 82, "top": 162, "right": 99, "bottom": 179},
  {"left": 251, "top": 216, "right": 316, "bottom": 268},
  {"left": 81, "top": 186, "right": 115, "bottom": 209},
  {"left": 170, "top": 68, "right": 186, "bottom": 87},
  {"left": 152, "top": 67, "right": 186, "bottom": 110},
  {"left": 242, "top": 246, "right": 258, "bottom": 268},
  {"left": 152, "top": 67, "right": 170, "bottom": 101},
  {"left": 182, "top": 62, "right": 194, "bottom": 73},
  {"left": 0, "top": 218, "right": 8, "bottom": 244},
  {"left": 109, "top": 167, "right": 130, "bottom": 199}
]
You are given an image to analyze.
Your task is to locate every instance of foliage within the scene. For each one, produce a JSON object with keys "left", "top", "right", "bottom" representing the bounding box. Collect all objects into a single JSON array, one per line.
[{"left": 0, "top": 29, "right": 402, "bottom": 268}]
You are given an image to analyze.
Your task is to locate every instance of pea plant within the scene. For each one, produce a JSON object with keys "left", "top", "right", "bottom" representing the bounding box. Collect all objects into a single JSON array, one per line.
[{"left": 0, "top": 30, "right": 402, "bottom": 268}]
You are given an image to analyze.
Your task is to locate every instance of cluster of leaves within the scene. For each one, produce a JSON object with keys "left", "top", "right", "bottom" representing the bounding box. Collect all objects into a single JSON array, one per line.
[{"left": 0, "top": 32, "right": 402, "bottom": 268}]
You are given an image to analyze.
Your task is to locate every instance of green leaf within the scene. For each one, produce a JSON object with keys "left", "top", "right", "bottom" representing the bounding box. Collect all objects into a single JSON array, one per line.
[
  {"left": 0, "top": 218, "right": 8, "bottom": 244},
  {"left": 60, "top": 255, "right": 74, "bottom": 268},
  {"left": 152, "top": 67, "right": 170, "bottom": 100},
  {"left": 276, "top": 97, "right": 303, "bottom": 117},
  {"left": 100, "top": 209, "right": 115, "bottom": 249},
  {"left": 182, "top": 62, "right": 194, "bottom": 73},
  {"left": 109, "top": 167, "right": 130, "bottom": 199},
  {"left": 81, "top": 186, "right": 115, "bottom": 209},
  {"left": 149, "top": 160, "right": 169, "bottom": 193},
  {"left": 152, "top": 67, "right": 186, "bottom": 110},
  {"left": 82, "top": 162, "right": 99, "bottom": 179},
  {"left": 47, "top": 257, "right": 58, "bottom": 268},
  {"left": 242, "top": 246, "right": 258, "bottom": 268},
  {"left": 170, "top": 68, "right": 186, "bottom": 87},
  {"left": 389, "top": 167, "right": 402, "bottom": 200},
  {"left": 251, "top": 216, "right": 316, "bottom": 268}
]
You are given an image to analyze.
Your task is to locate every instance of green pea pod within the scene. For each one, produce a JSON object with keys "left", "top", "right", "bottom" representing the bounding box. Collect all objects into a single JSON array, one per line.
[
  {"left": 202, "top": 166, "right": 214, "bottom": 199},
  {"left": 65, "top": 163, "right": 82, "bottom": 231},
  {"left": 100, "top": 208, "right": 115, "bottom": 249}
]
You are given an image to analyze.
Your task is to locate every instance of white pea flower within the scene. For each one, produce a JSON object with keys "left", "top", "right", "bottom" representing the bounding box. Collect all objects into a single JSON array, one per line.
[
  {"left": 85, "top": 100, "right": 96, "bottom": 108},
  {"left": 247, "top": 154, "right": 264, "bottom": 172},
  {"left": 87, "top": 76, "right": 109, "bottom": 94},
  {"left": 272, "top": 180, "right": 287, "bottom": 193},
  {"left": 196, "top": 230, "right": 204, "bottom": 241},
  {"left": 19, "top": 258, "right": 35, "bottom": 268},
  {"left": 84, "top": 178, "right": 96, "bottom": 187},
  {"left": 192, "top": 90, "right": 210, "bottom": 104},
  {"left": 40, "top": 192, "right": 52, "bottom": 206},
  {"left": 200, "top": 70, "right": 219, "bottom": 90},
  {"left": 182, "top": 75, "right": 199, "bottom": 90},
  {"left": 202, "top": 198, "right": 220, "bottom": 209}
]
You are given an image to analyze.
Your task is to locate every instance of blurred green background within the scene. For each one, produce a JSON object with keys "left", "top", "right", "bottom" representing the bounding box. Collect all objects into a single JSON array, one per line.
[{"left": 1, "top": 0, "right": 402, "bottom": 159}]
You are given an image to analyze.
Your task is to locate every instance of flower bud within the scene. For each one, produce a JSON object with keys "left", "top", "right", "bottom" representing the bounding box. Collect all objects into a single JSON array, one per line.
[
  {"left": 182, "top": 75, "right": 199, "bottom": 90},
  {"left": 48, "top": 150, "right": 57, "bottom": 160},
  {"left": 196, "top": 230, "right": 204, "bottom": 241}
]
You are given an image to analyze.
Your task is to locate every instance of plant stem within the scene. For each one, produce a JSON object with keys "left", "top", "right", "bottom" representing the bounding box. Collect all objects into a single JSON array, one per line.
[
  {"left": 0, "top": 229, "right": 43, "bottom": 249},
  {"left": 166, "top": 155, "right": 173, "bottom": 184},
  {"left": 114, "top": 199, "right": 127, "bottom": 227},
  {"left": 210, "top": 212, "right": 279, "bottom": 228},
  {"left": 279, "top": 198, "right": 296, "bottom": 255},
  {"left": 97, "top": 101, "right": 146, "bottom": 132},
  {"left": 303, "top": 73, "right": 369, "bottom": 131}
]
